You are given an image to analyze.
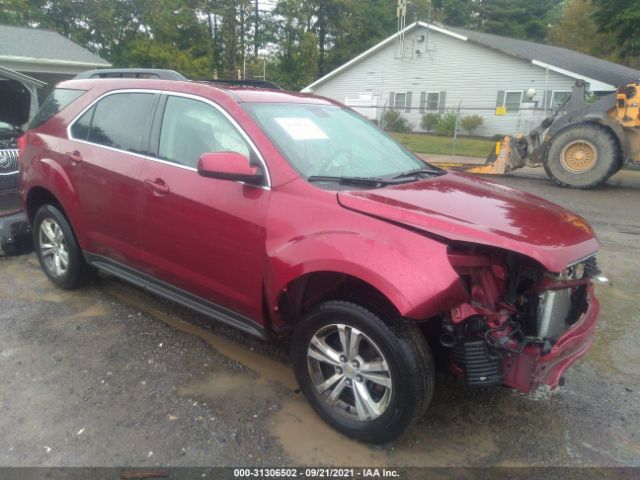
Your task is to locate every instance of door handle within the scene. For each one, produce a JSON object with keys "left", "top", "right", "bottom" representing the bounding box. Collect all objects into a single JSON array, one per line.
[
  {"left": 144, "top": 178, "right": 170, "bottom": 194},
  {"left": 66, "top": 151, "right": 82, "bottom": 163}
]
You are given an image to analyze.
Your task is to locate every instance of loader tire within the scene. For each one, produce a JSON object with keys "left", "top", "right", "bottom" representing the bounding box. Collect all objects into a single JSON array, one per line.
[{"left": 544, "top": 124, "right": 621, "bottom": 189}]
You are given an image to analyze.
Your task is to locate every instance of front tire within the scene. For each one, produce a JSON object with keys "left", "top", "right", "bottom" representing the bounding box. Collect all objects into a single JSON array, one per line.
[
  {"left": 292, "top": 300, "right": 434, "bottom": 444},
  {"left": 33, "top": 204, "right": 93, "bottom": 289},
  {"left": 544, "top": 123, "right": 621, "bottom": 189}
]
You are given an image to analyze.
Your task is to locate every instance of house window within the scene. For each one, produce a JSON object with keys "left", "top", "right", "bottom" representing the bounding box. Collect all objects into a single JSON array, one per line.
[
  {"left": 394, "top": 92, "right": 406, "bottom": 111},
  {"left": 504, "top": 91, "right": 523, "bottom": 113},
  {"left": 419, "top": 92, "right": 441, "bottom": 113},
  {"left": 427, "top": 92, "right": 440, "bottom": 111},
  {"left": 551, "top": 91, "right": 571, "bottom": 109},
  {"left": 496, "top": 90, "right": 523, "bottom": 114}
]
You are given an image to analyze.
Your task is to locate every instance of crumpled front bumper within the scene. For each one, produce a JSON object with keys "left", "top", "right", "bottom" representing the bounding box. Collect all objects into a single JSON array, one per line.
[{"left": 503, "top": 284, "right": 600, "bottom": 393}]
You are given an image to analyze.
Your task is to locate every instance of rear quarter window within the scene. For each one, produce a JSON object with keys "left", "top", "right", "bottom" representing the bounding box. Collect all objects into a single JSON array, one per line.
[{"left": 29, "top": 88, "right": 85, "bottom": 129}]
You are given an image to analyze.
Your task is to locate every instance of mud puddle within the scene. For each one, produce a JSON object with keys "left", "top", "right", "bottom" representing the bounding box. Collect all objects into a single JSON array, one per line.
[{"left": 103, "top": 280, "right": 387, "bottom": 465}]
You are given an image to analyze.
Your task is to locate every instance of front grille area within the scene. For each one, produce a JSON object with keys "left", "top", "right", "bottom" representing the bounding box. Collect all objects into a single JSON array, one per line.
[{"left": 0, "top": 149, "right": 19, "bottom": 175}]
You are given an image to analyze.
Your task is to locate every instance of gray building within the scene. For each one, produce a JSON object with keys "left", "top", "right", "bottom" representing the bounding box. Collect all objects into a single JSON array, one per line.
[
  {"left": 0, "top": 24, "right": 111, "bottom": 100},
  {"left": 302, "top": 21, "right": 640, "bottom": 137}
]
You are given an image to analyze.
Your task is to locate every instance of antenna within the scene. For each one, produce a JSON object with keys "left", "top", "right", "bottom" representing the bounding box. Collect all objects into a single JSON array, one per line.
[
  {"left": 421, "top": 0, "right": 435, "bottom": 60},
  {"left": 395, "top": 0, "right": 408, "bottom": 60}
]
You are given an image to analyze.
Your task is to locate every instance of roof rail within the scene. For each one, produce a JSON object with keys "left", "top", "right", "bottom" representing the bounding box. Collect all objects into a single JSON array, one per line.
[
  {"left": 74, "top": 69, "right": 187, "bottom": 81},
  {"left": 195, "top": 79, "right": 283, "bottom": 90}
]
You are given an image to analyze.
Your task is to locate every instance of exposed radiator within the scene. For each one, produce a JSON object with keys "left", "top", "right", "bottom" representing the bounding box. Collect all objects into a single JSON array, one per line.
[{"left": 537, "top": 288, "right": 572, "bottom": 341}]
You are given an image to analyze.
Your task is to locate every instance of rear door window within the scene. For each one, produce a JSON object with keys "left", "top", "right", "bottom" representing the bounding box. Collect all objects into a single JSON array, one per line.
[
  {"left": 29, "top": 88, "right": 85, "bottom": 129},
  {"left": 72, "top": 92, "right": 158, "bottom": 155}
]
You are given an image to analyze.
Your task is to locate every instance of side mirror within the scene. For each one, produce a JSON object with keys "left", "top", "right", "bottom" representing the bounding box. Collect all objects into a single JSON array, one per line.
[{"left": 197, "top": 152, "right": 263, "bottom": 183}]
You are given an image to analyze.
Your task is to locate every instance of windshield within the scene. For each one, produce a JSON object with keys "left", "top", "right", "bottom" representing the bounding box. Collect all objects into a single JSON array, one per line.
[{"left": 242, "top": 103, "right": 428, "bottom": 179}]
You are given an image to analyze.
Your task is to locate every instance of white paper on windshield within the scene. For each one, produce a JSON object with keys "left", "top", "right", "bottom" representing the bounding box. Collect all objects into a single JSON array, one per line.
[{"left": 275, "top": 117, "right": 329, "bottom": 140}]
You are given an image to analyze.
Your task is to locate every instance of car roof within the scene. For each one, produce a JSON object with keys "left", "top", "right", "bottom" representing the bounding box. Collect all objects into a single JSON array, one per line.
[{"left": 56, "top": 78, "right": 336, "bottom": 106}]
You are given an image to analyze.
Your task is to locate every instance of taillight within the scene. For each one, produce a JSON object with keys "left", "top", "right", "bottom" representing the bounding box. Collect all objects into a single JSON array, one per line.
[{"left": 17, "top": 133, "right": 27, "bottom": 161}]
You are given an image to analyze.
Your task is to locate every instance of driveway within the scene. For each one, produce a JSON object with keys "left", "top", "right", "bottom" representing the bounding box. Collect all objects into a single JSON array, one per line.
[{"left": 0, "top": 168, "right": 639, "bottom": 468}]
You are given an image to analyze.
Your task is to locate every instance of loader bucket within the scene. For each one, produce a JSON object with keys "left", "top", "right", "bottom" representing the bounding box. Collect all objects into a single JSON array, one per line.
[{"left": 430, "top": 137, "right": 512, "bottom": 175}]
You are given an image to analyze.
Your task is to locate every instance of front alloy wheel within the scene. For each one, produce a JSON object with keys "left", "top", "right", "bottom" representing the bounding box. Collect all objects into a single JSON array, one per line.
[
  {"left": 307, "top": 324, "right": 392, "bottom": 421},
  {"left": 292, "top": 300, "right": 434, "bottom": 444}
]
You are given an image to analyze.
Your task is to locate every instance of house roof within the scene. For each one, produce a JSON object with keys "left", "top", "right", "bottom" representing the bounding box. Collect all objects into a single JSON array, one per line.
[
  {"left": 447, "top": 26, "right": 640, "bottom": 90},
  {"left": 302, "top": 21, "right": 640, "bottom": 93},
  {"left": 0, "top": 24, "right": 110, "bottom": 67}
]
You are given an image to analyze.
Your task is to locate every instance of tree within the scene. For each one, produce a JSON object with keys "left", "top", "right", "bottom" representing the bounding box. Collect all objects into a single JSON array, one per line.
[
  {"left": 547, "top": 0, "right": 619, "bottom": 61},
  {"left": 592, "top": 0, "right": 640, "bottom": 58},
  {"left": 0, "top": 0, "right": 37, "bottom": 25},
  {"left": 547, "top": 0, "right": 640, "bottom": 67},
  {"left": 432, "top": 0, "right": 473, "bottom": 26},
  {"left": 475, "top": 0, "right": 563, "bottom": 42}
]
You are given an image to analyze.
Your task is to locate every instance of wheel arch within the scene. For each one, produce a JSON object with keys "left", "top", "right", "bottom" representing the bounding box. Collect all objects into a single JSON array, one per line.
[
  {"left": 271, "top": 270, "right": 403, "bottom": 334},
  {"left": 24, "top": 158, "right": 88, "bottom": 246},
  {"left": 26, "top": 186, "right": 62, "bottom": 222},
  {"left": 264, "top": 231, "right": 468, "bottom": 334}
]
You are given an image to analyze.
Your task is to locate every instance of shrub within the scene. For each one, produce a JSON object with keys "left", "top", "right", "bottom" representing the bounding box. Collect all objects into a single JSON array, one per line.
[
  {"left": 382, "top": 109, "right": 411, "bottom": 133},
  {"left": 460, "top": 114, "right": 484, "bottom": 136},
  {"left": 420, "top": 113, "right": 440, "bottom": 132},
  {"left": 435, "top": 112, "right": 458, "bottom": 136}
]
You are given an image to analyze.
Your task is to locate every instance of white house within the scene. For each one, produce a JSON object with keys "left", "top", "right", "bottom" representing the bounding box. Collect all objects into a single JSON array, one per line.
[{"left": 302, "top": 21, "right": 640, "bottom": 137}]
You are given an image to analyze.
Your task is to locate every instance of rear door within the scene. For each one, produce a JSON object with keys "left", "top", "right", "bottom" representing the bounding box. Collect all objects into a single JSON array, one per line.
[
  {"left": 136, "top": 93, "right": 270, "bottom": 321},
  {"left": 63, "top": 90, "right": 159, "bottom": 266}
]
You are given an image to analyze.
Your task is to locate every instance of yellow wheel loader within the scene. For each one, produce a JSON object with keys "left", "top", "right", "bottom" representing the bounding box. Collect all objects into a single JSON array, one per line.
[{"left": 439, "top": 80, "right": 640, "bottom": 188}]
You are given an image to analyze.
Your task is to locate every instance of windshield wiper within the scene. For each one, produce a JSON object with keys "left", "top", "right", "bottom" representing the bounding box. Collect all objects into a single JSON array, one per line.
[
  {"left": 391, "top": 167, "right": 443, "bottom": 180},
  {"left": 307, "top": 175, "right": 395, "bottom": 187}
]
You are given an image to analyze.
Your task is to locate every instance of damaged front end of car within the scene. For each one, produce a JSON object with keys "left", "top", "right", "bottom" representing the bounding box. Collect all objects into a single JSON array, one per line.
[{"left": 442, "top": 246, "right": 602, "bottom": 393}]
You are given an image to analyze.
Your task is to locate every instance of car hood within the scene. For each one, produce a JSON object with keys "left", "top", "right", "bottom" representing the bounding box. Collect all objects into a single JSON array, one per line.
[
  {"left": 337, "top": 172, "right": 599, "bottom": 272},
  {"left": 0, "top": 67, "right": 43, "bottom": 128},
  {"left": 0, "top": 79, "right": 31, "bottom": 128}
]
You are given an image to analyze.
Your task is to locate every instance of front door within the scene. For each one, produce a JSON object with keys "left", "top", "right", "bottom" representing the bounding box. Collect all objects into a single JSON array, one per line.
[{"left": 137, "top": 94, "right": 270, "bottom": 322}]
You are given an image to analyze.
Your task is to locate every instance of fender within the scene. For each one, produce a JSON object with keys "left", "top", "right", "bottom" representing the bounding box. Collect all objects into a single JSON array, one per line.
[
  {"left": 265, "top": 227, "right": 468, "bottom": 323},
  {"left": 24, "top": 156, "right": 89, "bottom": 248}
]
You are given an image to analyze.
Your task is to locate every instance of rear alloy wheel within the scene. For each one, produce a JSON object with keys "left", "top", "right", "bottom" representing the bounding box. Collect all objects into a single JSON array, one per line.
[
  {"left": 33, "top": 204, "right": 94, "bottom": 289},
  {"left": 292, "top": 301, "right": 434, "bottom": 444},
  {"left": 544, "top": 123, "right": 620, "bottom": 188},
  {"left": 39, "top": 218, "right": 70, "bottom": 278}
]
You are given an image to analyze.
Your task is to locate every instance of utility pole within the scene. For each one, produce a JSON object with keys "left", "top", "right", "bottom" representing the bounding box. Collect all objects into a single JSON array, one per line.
[
  {"left": 240, "top": 1, "right": 246, "bottom": 76},
  {"left": 254, "top": 0, "right": 259, "bottom": 57}
]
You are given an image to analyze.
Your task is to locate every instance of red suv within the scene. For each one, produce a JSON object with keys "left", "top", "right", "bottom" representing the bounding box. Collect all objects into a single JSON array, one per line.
[{"left": 19, "top": 78, "right": 602, "bottom": 443}]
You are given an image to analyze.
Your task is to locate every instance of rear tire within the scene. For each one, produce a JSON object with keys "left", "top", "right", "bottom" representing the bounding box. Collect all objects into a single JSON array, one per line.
[
  {"left": 544, "top": 123, "right": 621, "bottom": 189},
  {"left": 291, "top": 300, "right": 434, "bottom": 444},
  {"left": 33, "top": 204, "right": 94, "bottom": 289}
]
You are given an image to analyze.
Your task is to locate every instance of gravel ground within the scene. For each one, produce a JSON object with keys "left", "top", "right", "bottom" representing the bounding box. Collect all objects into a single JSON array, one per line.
[{"left": 0, "top": 168, "right": 638, "bottom": 469}]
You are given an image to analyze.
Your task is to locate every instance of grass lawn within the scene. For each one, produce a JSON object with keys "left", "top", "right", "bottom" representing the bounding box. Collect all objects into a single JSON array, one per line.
[{"left": 391, "top": 132, "right": 495, "bottom": 158}]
